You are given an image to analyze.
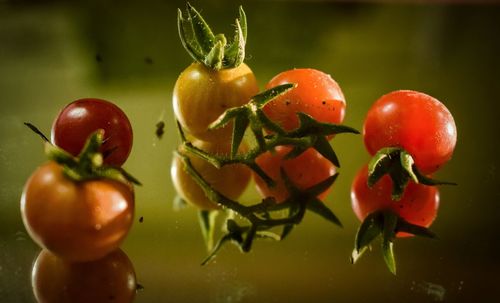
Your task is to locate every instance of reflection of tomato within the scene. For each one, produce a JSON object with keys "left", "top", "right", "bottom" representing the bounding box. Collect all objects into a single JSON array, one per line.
[
  {"left": 51, "top": 98, "right": 133, "bottom": 166},
  {"left": 21, "top": 162, "right": 134, "bottom": 262},
  {"left": 32, "top": 249, "right": 136, "bottom": 303},
  {"left": 351, "top": 165, "right": 439, "bottom": 237},
  {"left": 254, "top": 146, "right": 336, "bottom": 203},
  {"left": 363, "top": 90, "right": 457, "bottom": 174},
  {"left": 263, "top": 68, "right": 346, "bottom": 131},
  {"left": 173, "top": 62, "right": 259, "bottom": 143},
  {"left": 171, "top": 140, "right": 251, "bottom": 210}
]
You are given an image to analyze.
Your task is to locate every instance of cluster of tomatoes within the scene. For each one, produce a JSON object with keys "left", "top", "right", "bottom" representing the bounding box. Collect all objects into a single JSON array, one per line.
[
  {"left": 351, "top": 90, "right": 457, "bottom": 273},
  {"left": 170, "top": 4, "right": 457, "bottom": 273},
  {"left": 21, "top": 98, "right": 138, "bottom": 301}
]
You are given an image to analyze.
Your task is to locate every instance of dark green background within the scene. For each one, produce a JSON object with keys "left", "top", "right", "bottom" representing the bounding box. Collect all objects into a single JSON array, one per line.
[{"left": 1, "top": 0, "right": 499, "bottom": 302}]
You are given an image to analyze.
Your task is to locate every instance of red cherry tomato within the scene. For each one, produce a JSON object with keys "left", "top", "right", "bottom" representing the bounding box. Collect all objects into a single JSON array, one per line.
[
  {"left": 263, "top": 68, "right": 346, "bottom": 131},
  {"left": 21, "top": 161, "right": 135, "bottom": 262},
  {"left": 51, "top": 98, "right": 133, "bottom": 166},
  {"left": 363, "top": 90, "right": 457, "bottom": 174},
  {"left": 351, "top": 165, "right": 439, "bottom": 238},
  {"left": 254, "top": 146, "right": 336, "bottom": 203},
  {"left": 32, "top": 249, "right": 136, "bottom": 303}
]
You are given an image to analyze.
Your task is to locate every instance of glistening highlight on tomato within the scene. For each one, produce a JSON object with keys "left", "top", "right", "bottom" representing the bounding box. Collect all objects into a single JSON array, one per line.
[
  {"left": 21, "top": 161, "right": 135, "bottom": 262},
  {"left": 254, "top": 146, "right": 336, "bottom": 203},
  {"left": 51, "top": 98, "right": 133, "bottom": 166},
  {"left": 263, "top": 68, "right": 346, "bottom": 131},
  {"left": 351, "top": 165, "right": 439, "bottom": 237},
  {"left": 363, "top": 90, "right": 457, "bottom": 174}
]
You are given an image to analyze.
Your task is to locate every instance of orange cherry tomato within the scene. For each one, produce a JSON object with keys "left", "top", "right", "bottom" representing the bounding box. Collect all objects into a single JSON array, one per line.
[{"left": 21, "top": 161, "right": 134, "bottom": 262}]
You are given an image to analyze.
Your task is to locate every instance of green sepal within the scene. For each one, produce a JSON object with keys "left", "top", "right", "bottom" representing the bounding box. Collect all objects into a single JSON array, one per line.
[
  {"left": 306, "top": 197, "right": 342, "bottom": 227},
  {"left": 223, "top": 7, "right": 246, "bottom": 68},
  {"left": 42, "top": 130, "right": 141, "bottom": 186},
  {"left": 368, "top": 147, "right": 456, "bottom": 200},
  {"left": 230, "top": 116, "right": 249, "bottom": 159},
  {"left": 351, "top": 210, "right": 438, "bottom": 275},
  {"left": 288, "top": 112, "right": 360, "bottom": 138},
  {"left": 177, "top": 3, "right": 248, "bottom": 70},
  {"left": 313, "top": 136, "right": 340, "bottom": 168},
  {"left": 381, "top": 211, "right": 398, "bottom": 275},
  {"left": 198, "top": 210, "right": 218, "bottom": 252}
]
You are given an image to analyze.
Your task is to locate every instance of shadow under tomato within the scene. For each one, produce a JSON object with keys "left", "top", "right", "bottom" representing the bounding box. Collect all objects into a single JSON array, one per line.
[{"left": 31, "top": 249, "right": 137, "bottom": 303}]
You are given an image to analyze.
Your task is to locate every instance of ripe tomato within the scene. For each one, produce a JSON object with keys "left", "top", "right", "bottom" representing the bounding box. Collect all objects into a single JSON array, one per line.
[
  {"left": 351, "top": 165, "right": 439, "bottom": 238},
  {"left": 20, "top": 161, "right": 135, "bottom": 262},
  {"left": 363, "top": 90, "right": 457, "bottom": 174},
  {"left": 263, "top": 68, "right": 346, "bottom": 131},
  {"left": 171, "top": 140, "right": 251, "bottom": 210},
  {"left": 32, "top": 249, "right": 136, "bottom": 303},
  {"left": 173, "top": 62, "right": 259, "bottom": 143},
  {"left": 254, "top": 146, "right": 336, "bottom": 203},
  {"left": 51, "top": 98, "right": 133, "bottom": 166}
]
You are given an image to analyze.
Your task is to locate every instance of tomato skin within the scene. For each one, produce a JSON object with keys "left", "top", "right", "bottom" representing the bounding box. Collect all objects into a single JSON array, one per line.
[
  {"left": 254, "top": 146, "right": 336, "bottom": 203},
  {"left": 51, "top": 98, "right": 133, "bottom": 167},
  {"left": 21, "top": 162, "right": 135, "bottom": 262},
  {"left": 264, "top": 68, "right": 346, "bottom": 131},
  {"left": 171, "top": 140, "right": 251, "bottom": 210},
  {"left": 363, "top": 90, "right": 457, "bottom": 174},
  {"left": 32, "top": 249, "right": 136, "bottom": 303},
  {"left": 173, "top": 62, "right": 259, "bottom": 143},
  {"left": 351, "top": 165, "right": 439, "bottom": 238}
]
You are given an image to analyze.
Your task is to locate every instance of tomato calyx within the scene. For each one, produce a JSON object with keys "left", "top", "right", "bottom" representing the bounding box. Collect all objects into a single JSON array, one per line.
[
  {"left": 351, "top": 210, "right": 437, "bottom": 275},
  {"left": 44, "top": 130, "right": 141, "bottom": 185},
  {"left": 178, "top": 3, "right": 247, "bottom": 70},
  {"left": 180, "top": 84, "right": 358, "bottom": 186},
  {"left": 368, "top": 147, "right": 455, "bottom": 200}
]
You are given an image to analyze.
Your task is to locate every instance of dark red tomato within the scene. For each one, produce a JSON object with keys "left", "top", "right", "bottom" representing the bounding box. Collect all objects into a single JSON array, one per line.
[
  {"left": 351, "top": 165, "right": 439, "bottom": 238},
  {"left": 32, "top": 249, "right": 136, "bottom": 303},
  {"left": 21, "top": 161, "right": 135, "bottom": 262},
  {"left": 254, "top": 146, "right": 336, "bottom": 203},
  {"left": 263, "top": 68, "right": 346, "bottom": 131},
  {"left": 363, "top": 90, "right": 457, "bottom": 174},
  {"left": 51, "top": 98, "right": 133, "bottom": 166}
]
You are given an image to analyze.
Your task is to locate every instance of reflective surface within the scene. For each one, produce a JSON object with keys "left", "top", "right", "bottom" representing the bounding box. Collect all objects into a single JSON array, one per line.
[{"left": 1, "top": 0, "right": 499, "bottom": 302}]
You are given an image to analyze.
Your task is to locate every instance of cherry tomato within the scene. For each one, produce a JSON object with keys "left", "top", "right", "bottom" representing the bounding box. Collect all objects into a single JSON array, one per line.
[
  {"left": 173, "top": 62, "right": 259, "bottom": 143},
  {"left": 363, "top": 90, "right": 457, "bottom": 174},
  {"left": 32, "top": 249, "right": 136, "bottom": 303},
  {"left": 20, "top": 161, "right": 135, "bottom": 262},
  {"left": 263, "top": 68, "right": 346, "bottom": 131},
  {"left": 351, "top": 165, "right": 439, "bottom": 238},
  {"left": 254, "top": 146, "right": 336, "bottom": 203},
  {"left": 51, "top": 98, "right": 133, "bottom": 166},
  {"left": 171, "top": 140, "right": 251, "bottom": 210}
]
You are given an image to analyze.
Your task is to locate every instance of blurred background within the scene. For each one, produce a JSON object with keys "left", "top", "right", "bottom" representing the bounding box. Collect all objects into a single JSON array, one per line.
[{"left": 1, "top": 0, "right": 500, "bottom": 302}]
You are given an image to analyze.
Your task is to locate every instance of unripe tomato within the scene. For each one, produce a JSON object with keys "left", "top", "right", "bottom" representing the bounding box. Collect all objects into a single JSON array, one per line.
[
  {"left": 51, "top": 98, "right": 133, "bottom": 167},
  {"left": 21, "top": 162, "right": 135, "bottom": 262},
  {"left": 263, "top": 68, "right": 346, "bottom": 131},
  {"left": 363, "top": 90, "right": 457, "bottom": 174},
  {"left": 351, "top": 165, "right": 439, "bottom": 238},
  {"left": 254, "top": 146, "right": 336, "bottom": 203},
  {"left": 171, "top": 140, "right": 251, "bottom": 210},
  {"left": 32, "top": 249, "right": 136, "bottom": 303},
  {"left": 173, "top": 62, "right": 259, "bottom": 143}
]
